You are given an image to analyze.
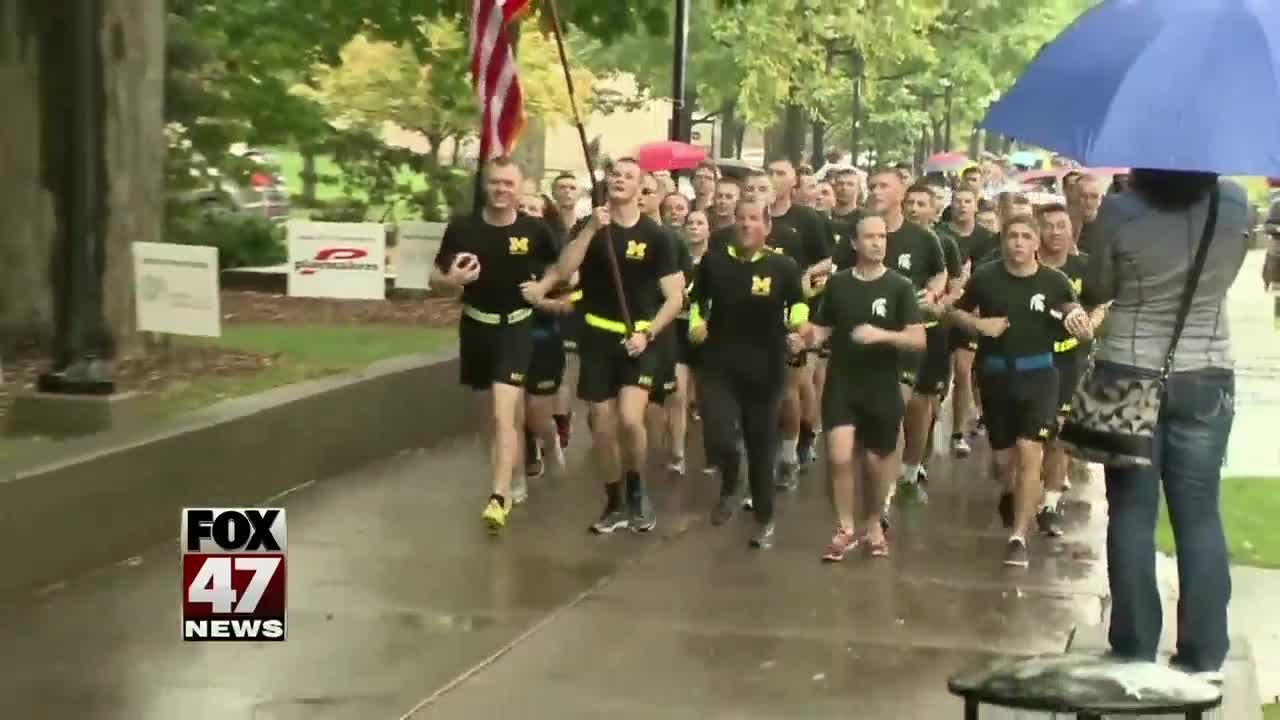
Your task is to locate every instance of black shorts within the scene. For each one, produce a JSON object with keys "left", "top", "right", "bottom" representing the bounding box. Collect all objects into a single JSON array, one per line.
[
  {"left": 649, "top": 328, "right": 679, "bottom": 405},
  {"left": 822, "top": 374, "right": 903, "bottom": 455},
  {"left": 948, "top": 326, "right": 979, "bottom": 353},
  {"left": 561, "top": 310, "right": 584, "bottom": 354},
  {"left": 675, "top": 317, "right": 702, "bottom": 368},
  {"left": 898, "top": 350, "right": 924, "bottom": 387},
  {"left": 1053, "top": 349, "right": 1088, "bottom": 420},
  {"left": 577, "top": 325, "right": 661, "bottom": 403},
  {"left": 458, "top": 316, "right": 534, "bottom": 391},
  {"left": 787, "top": 349, "right": 809, "bottom": 369},
  {"left": 977, "top": 366, "right": 1059, "bottom": 451},
  {"left": 913, "top": 325, "right": 952, "bottom": 396},
  {"left": 527, "top": 332, "right": 566, "bottom": 396}
]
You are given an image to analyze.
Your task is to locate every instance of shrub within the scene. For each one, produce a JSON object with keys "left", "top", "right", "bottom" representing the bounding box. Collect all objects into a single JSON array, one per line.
[
  {"left": 169, "top": 209, "right": 286, "bottom": 269},
  {"left": 309, "top": 198, "right": 369, "bottom": 222}
]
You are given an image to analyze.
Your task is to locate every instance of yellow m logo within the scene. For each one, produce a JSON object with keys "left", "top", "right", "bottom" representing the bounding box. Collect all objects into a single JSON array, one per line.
[
  {"left": 509, "top": 237, "right": 529, "bottom": 255},
  {"left": 1071, "top": 278, "right": 1083, "bottom": 295},
  {"left": 625, "top": 240, "right": 647, "bottom": 260},
  {"left": 751, "top": 275, "right": 772, "bottom": 296}
]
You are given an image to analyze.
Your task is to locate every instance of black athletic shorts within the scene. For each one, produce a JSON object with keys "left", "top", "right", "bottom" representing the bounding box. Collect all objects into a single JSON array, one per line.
[
  {"left": 561, "top": 309, "right": 584, "bottom": 354},
  {"left": 822, "top": 373, "right": 903, "bottom": 455},
  {"left": 1053, "top": 349, "right": 1088, "bottom": 421},
  {"left": 898, "top": 350, "right": 924, "bottom": 387},
  {"left": 977, "top": 365, "right": 1059, "bottom": 451},
  {"left": 787, "top": 348, "right": 809, "bottom": 369},
  {"left": 458, "top": 315, "right": 534, "bottom": 391},
  {"left": 913, "top": 324, "right": 952, "bottom": 396},
  {"left": 649, "top": 327, "right": 679, "bottom": 405},
  {"left": 527, "top": 330, "right": 566, "bottom": 396},
  {"left": 948, "top": 326, "right": 979, "bottom": 353},
  {"left": 577, "top": 325, "right": 661, "bottom": 403},
  {"left": 675, "top": 317, "right": 702, "bottom": 369}
]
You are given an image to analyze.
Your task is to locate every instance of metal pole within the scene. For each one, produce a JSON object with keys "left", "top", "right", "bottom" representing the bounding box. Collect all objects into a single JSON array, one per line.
[{"left": 670, "top": 0, "right": 690, "bottom": 142}]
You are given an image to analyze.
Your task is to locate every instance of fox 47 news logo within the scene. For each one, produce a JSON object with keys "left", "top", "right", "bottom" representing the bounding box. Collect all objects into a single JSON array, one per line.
[{"left": 182, "top": 508, "right": 287, "bottom": 641}]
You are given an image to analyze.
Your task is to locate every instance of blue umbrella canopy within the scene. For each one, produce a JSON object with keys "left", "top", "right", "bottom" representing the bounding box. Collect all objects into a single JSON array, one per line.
[{"left": 982, "top": 0, "right": 1280, "bottom": 176}]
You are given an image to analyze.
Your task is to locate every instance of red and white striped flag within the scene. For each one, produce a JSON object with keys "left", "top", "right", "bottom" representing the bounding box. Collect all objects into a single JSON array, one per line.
[{"left": 469, "top": 0, "right": 529, "bottom": 161}]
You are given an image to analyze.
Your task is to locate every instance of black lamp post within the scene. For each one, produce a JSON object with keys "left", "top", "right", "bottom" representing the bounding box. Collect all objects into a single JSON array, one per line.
[{"left": 669, "top": 0, "right": 690, "bottom": 142}]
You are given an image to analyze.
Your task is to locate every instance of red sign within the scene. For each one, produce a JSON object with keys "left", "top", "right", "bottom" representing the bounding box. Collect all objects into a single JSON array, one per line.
[{"left": 181, "top": 508, "right": 287, "bottom": 642}]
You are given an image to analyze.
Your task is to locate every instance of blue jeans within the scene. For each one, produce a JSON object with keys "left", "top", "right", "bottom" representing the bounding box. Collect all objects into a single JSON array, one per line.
[{"left": 1104, "top": 368, "right": 1234, "bottom": 672}]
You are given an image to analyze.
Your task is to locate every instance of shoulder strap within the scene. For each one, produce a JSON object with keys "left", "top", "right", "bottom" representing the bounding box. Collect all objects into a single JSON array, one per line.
[{"left": 1161, "top": 183, "right": 1221, "bottom": 380}]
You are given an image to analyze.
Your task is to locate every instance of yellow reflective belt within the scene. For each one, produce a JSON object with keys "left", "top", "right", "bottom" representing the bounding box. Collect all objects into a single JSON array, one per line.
[
  {"left": 788, "top": 302, "right": 810, "bottom": 328},
  {"left": 568, "top": 289, "right": 583, "bottom": 302},
  {"left": 584, "top": 313, "right": 652, "bottom": 335},
  {"left": 463, "top": 306, "right": 533, "bottom": 325},
  {"left": 924, "top": 320, "right": 941, "bottom": 328},
  {"left": 1054, "top": 337, "right": 1080, "bottom": 353}
]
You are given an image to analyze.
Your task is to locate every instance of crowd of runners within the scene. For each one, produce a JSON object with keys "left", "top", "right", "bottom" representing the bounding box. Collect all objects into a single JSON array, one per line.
[{"left": 431, "top": 152, "right": 1109, "bottom": 568}]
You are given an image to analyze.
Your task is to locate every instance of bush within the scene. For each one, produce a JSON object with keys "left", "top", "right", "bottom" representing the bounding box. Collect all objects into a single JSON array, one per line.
[
  {"left": 309, "top": 198, "right": 369, "bottom": 222},
  {"left": 169, "top": 210, "right": 287, "bottom": 269}
]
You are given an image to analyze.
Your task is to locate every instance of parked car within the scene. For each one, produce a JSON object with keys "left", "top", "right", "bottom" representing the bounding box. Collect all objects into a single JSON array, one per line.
[{"left": 177, "top": 147, "right": 292, "bottom": 224}]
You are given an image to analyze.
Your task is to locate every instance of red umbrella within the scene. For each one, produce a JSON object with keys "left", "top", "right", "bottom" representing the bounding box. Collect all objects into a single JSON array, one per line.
[
  {"left": 633, "top": 141, "right": 707, "bottom": 173},
  {"left": 923, "top": 152, "right": 971, "bottom": 174}
]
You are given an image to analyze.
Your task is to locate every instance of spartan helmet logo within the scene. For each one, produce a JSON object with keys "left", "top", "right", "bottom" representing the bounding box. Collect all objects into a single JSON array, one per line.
[
  {"left": 871, "top": 297, "right": 887, "bottom": 317},
  {"left": 1030, "top": 293, "right": 1047, "bottom": 312},
  {"left": 898, "top": 254, "right": 912, "bottom": 271}
]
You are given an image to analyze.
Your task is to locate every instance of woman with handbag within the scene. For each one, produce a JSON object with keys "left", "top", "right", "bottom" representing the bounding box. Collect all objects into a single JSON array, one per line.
[{"left": 1065, "top": 170, "right": 1250, "bottom": 681}]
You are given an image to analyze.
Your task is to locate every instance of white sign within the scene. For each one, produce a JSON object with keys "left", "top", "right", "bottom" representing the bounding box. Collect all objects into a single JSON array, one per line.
[
  {"left": 133, "top": 242, "right": 222, "bottom": 337},
  {"left": 286, "top": 221, "right": 386, "bottom": 300},
  {"left": 395, "top": 222, "right": 447, "bottom": 291}
]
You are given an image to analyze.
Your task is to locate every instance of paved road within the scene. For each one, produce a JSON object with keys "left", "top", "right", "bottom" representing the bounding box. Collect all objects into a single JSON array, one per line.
[
  {"left": 1224, "top": 250, "right": 1280, "bottom": 477},
  {"left": 0, "top": 410, "right": 1109, "bottom": 718}
]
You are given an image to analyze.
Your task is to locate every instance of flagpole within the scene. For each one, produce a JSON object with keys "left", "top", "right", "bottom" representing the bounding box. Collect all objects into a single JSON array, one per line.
[{"left": 543, "top": 0, "right": 633, "bottom": 333}]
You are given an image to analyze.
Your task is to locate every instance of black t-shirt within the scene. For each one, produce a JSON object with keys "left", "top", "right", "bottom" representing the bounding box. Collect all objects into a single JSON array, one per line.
[
  {"left": 814, "top": 268, "right": 923, "bottom": 384},
  {"left": 769, "top": 204, "right": 832, "bottom": 270},
  {"left": 931, "top": 224, "right": 963, "bottom": 280},
  {"left": 885, "top": 220, "right": 946, "bottom": 290},
  {"left": 577, "top": 214, "right": 680, "bottom": 322},
  {"left": 955, "top": 263, "right": 1078, "bottom": 359},
  {"left": 945, "top": 224, "right": 999, "bottom": 271},
  {"left": 829, "top": 209, "right": 862, "bottom": 268},
  {"left": 1044, "top": 252, "right": 1093, "bottom": 354},
  {"left": 692, "top": 246, "right": 803, "bottom": 374},
  {"left": 434, "top": 214, "right": 559, "bottom": 314}
]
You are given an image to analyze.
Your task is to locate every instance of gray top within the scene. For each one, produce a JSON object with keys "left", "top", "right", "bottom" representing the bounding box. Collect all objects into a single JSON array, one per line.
[{"left": 1081, "top": 180, "right": 1249, "bottom": 372}]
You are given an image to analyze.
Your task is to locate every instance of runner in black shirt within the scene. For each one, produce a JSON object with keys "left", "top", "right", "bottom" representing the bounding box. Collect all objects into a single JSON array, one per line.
[
  {"left": 709, "top": 170, "right": 773, "bottom": 255},
  {"left": 523, "top": 157, "right": 685, "bottom": 535},
  {"left": 670, "top": 209, "right": 713, "bottom": 476},
  {"left": 1034, "top": 204, "right": 1108, "bottom": 537},
  {"left": 767, "top": 159, "right": 834, "bottom": 483},
  {"left": 949, "top": 215, "right": 1094, "bottom": 568},
  {"left": 432, "top": 157, "right": 559, "bottom": 533},
  {"left": 807, "top": 213, "right": 926, "bottom": 561},
  {"left": 709, "top": 176, "right": 741, "bottom": 234},
  {"left": 689, "top": 199, "right": 808, "bottom": 549},
  {"left": 935, "top": 188, "right": 997, "bottom": 457},
  {"left": 862, "top": 168, "right": 946, "bottom": 508}
]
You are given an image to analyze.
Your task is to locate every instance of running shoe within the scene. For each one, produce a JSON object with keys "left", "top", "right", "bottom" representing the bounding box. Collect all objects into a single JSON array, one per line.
[
  {"left": 629, "top": 494, "right": 657, "bottom": 533},
  {"left": 711, "top": 495, "right": 737, "bottom": 526},
  {"left": 797, "top": 443, "right": 814, "bottom": 467},
  {"left": 749, "top": 521, "right": 775, "bottom": 549},
  {"left": 1036, "top": 506, "right": 1064, "bottom": 538},
  {"left": 1003, "top": 537, "right": 1030, "bottom": 567},
  {"left": 951, "top": 435, "right": 972, "bottom": 458},
  {"left": 482, "top": 496, "right": 508, "bottom": 533},
  {"left": 776, "top": 462, "right": 799, "bottom": 491},
  {"left": 589, "top": 506, "right": 629, "bottom": 535},
  {"left": 741, "top": 495, "right": 754, "bottom": 510},
  {"left": 667, "top": 456, "right": 686, "bottom": 476},
  {"left": 525, "top": 441, "right": 544, "bottom": 480},
  {"left": 511, "top": 475, "right": 529, "bottom": 505},
  {"left": 821, "top": 528, "right": 859, "bottom": 562}
]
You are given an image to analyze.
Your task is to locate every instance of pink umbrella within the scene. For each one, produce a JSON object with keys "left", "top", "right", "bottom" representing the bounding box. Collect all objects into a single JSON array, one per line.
[
  {"left": 633, "top": 141, "right": 707, "bottom": 173},
  {"left": 923, "top": 152, "right": 971, "bottom": 174}
]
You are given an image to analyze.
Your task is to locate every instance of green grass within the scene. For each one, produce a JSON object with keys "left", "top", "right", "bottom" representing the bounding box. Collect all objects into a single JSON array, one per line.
[
  {"left": 1156, "top": 476, "right": 1280, "bottom": 569},
  {"left": 268, "top": 147, "right": 429, "bottom": 208}
]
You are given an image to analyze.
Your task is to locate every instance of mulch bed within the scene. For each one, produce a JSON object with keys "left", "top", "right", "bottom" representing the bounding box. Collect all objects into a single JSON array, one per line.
[{"left": 0, "top": 290, "right": 463, "bottom": 424}]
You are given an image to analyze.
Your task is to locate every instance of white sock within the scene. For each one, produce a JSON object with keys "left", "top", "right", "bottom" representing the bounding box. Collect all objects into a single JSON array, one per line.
[
  {"left": 1042, "top": 490, "right": 1062, "bottom": 511},
  {"left": 781, "top": 438, "right": 798, "bottom": 464},
  {"left": 901, "top": 464, "right": 920, "bottom": 484}
]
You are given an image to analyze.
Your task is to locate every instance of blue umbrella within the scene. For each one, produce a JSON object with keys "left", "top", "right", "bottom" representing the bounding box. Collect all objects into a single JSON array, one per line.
[
  {"left": 1009, "top": 150, "right": 1043, "bottom": 168},
  {"left": 981, "top": 0, "right": 1280, "bottom": 176}
]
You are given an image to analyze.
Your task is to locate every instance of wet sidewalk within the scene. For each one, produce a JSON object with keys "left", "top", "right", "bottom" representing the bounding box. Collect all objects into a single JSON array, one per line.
[{"left": 0, "top": 412, "right": 1114, "bottom": 719}]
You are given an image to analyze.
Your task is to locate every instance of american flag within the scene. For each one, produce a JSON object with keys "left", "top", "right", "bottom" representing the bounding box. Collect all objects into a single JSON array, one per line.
[{"left": 469, "top": 0, "right": 529, "bottom": 161}]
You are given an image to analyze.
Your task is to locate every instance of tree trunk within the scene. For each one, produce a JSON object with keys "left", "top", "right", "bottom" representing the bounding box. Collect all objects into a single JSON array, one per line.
[
  {"left": 0, "top": 0, "right": 162, "bottom": 357},
  {"left": 300, "top": 146, "right": 318, "bottom": 205},
  {"left": 718, "top": 98, "right": 736, "bottom": 159},
  {"left": 782, "top": 103, "right": 805, "bottom": 167}
]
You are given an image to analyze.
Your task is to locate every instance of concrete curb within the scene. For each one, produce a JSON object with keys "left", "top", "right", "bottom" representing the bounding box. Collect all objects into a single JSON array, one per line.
[{"left": 0, "top": 350, "right": 476, "bottom": 597}]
